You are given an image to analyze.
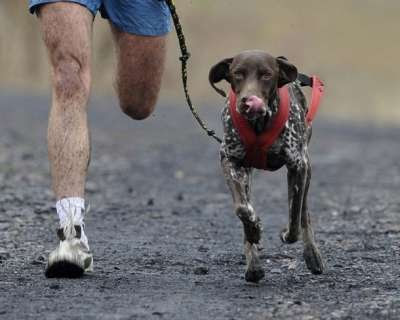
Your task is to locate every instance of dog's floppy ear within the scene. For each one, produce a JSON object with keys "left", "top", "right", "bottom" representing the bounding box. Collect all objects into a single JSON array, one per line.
[
  {"left": 276, "top": 56, "right": 298, "bottom": 88},
  {"left": 209, "top": 57, "right": 233, "bottom": 97}
]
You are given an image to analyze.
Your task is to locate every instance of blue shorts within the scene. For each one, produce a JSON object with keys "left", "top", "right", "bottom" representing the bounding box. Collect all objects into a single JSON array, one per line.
[{"left": 29, "top": 0, "right": 172, "bottom": 36}]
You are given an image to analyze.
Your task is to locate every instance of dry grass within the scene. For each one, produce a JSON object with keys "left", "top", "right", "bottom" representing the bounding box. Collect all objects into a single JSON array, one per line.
[{"left": 0, "top": 0, "right": 399, "bottom": 124}]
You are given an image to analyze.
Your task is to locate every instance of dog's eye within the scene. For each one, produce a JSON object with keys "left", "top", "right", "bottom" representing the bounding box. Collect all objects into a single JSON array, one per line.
[
  {"left": 233, "top": 72, "right": 244, "bottom": 81},
  {"left": 261, "top": 73, "right": 272, "bottom": 80}
]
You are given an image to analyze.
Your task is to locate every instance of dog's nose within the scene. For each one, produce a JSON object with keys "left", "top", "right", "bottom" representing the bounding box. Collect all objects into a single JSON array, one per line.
[{"left": 243, "top": 95, "right": 264, "bottom": 113}]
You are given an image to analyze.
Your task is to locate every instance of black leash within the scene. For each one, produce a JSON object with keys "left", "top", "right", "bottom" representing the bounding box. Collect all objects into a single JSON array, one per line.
[{"left": 164, "top": 0, "right": 222, "bottom": 144}]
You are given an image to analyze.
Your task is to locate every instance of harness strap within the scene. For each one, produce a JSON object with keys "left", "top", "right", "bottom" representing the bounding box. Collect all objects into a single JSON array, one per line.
[
  {"left": 228, "top": 92, "right": 255, "bottom": 147},
  {"left": 306, "top": 75, "right": 324, "bottom": 124}
]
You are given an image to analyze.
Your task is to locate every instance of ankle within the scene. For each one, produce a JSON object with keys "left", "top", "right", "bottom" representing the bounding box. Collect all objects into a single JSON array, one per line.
[{"left": 56, "top": 197, "right": 85, "bottom": 227}]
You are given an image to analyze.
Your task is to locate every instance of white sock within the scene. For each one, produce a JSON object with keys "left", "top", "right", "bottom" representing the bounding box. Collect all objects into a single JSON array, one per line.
[{"left": 56, "top": 197, "right": 85, "bottom": 227}]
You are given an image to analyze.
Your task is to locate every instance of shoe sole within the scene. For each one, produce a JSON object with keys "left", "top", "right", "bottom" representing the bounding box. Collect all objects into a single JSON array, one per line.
[
  {"left": 45, "top": 240, "right": 93, "bottom": 278},
  {"left": 45, "top": 260, "right": 84, "bottom": 278}
]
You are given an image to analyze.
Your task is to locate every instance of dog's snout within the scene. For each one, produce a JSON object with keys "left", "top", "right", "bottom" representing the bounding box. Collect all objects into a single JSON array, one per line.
[
  {"left": 247, "top": 95, "right": 264, "bottom": 108},
  {"left": 242, "top": 95, "right": 265, "bottom": 113}
]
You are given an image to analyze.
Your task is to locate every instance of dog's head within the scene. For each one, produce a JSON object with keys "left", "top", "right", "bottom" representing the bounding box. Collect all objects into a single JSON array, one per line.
[{"left": 209, "top": 50, "right": 298, "bottom": 121}]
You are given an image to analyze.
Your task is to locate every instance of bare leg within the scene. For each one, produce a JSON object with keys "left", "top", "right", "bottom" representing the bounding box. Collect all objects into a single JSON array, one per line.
[
  {"left": 110, "top": 25, "right": 167, "bottom": 120},
  {"left": 221, "top": 156, "right": 264, "bottom": 283},
  {"left": 38, "top": 3, "right": 92, "bottom": 199},
  {"left": 301, "top": 161, "right": 324, "bottom": 274},
  {"left": 37, "top": 3, "right": 93, "bottom": 278}
]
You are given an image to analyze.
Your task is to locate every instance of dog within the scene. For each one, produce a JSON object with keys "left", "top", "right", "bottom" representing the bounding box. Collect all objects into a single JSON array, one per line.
[{"left": 209, "top": 50, "right": 325, "bottom": 282}]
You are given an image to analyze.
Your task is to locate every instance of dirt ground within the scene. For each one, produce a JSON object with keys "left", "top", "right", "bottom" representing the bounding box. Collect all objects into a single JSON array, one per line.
[{"left": 0, "top": 93, "right": 399, "bottom": 320}]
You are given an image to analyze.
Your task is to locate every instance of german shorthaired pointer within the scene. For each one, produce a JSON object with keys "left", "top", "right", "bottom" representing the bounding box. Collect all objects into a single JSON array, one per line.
[{"left": 209, "top": 50, "right": 325, "bottom": 282}]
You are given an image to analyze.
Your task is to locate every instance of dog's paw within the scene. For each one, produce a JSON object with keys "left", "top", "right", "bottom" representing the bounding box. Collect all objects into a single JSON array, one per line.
[
  {"left": 245, "top": 267, "right": 265, "bottom": 283},
  {"left": 280, "top": 227, "right": 299, "bottom": 244},
  {"left": 303, "top": 245, "right": 325, "bottom": 275}
]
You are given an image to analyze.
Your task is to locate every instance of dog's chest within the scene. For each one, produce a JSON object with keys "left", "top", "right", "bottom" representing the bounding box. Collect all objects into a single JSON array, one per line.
[{"left": 221, "top": 83, "right": 309, "bottom": 170}]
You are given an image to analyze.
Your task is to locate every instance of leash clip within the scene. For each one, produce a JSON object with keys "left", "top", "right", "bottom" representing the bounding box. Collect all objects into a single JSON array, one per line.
[{"left": 179, "top": 53, "right": 191, "bottom": 62}]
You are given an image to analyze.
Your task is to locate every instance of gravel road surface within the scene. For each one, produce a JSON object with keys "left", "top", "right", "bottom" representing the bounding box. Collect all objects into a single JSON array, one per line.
[{"left": 0, "top": 92, "right": 399, "bottom": 319}]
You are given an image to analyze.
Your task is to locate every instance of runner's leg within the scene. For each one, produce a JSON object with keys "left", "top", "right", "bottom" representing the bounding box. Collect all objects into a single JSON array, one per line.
[
  {"left": 110, "top": 25, "right": 167, "bottom": 120},
  {"left": 36, "top": 2, "right": 94, "bottom": 277}
]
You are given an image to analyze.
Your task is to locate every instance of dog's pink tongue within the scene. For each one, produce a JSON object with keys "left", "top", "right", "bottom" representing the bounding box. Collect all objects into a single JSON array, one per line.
[{"left": 246, "top": 95, "right": 264, "bottom": 112}]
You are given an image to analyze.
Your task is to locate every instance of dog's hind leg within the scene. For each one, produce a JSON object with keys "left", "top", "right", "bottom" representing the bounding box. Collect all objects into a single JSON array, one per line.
[
  {"left": 221, "top": 157, "right": 264, "bottom": 283},
  {"left": 301, "top": 159, "right": 325, "bottom": 274}
]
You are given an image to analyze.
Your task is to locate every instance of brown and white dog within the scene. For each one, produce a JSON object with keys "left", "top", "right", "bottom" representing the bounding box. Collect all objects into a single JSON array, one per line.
[{"left": 209, "top": 50, "right": 325, "bottom": 282}]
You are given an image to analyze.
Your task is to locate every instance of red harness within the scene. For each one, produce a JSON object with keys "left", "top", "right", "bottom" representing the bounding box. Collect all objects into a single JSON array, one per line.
[{"left": 228, "top": 76, "right": 324, "bottom": 170}]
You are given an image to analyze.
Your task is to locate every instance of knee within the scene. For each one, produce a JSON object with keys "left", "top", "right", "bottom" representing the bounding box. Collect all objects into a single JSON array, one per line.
[
  {"left": 52, "top": 52, "right": 91, "bottom": 105},
  {"left": 116, "top": 78, "right": 160, "bottom": 120},
  {"left": 119, "top": 97, "right": 156, "bottom": 121},
  {"left": 235, "top": 204, "right": 254, "bottom": 221}
]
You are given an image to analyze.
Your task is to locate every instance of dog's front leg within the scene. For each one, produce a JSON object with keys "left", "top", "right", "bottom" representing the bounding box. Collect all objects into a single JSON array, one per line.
[{"left": 221, "top": 156, "right": 264, "bottom": 283}]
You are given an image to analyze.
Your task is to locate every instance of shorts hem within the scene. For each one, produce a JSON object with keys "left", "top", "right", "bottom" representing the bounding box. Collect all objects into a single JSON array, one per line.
[
  {"left": 110, "top": 21, "right": 172, "bottom": 37},
  {"left": 29, "top": 0, "right": 97, "bottom": 16}
]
